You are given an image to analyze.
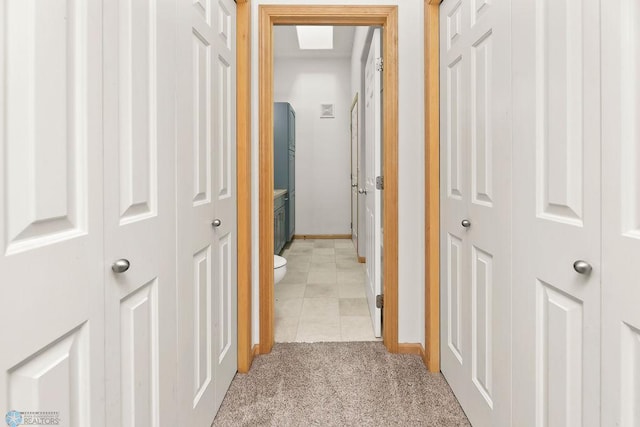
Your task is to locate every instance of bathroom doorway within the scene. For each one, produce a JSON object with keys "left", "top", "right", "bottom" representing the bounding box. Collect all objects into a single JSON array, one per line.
[
  {"left": 254, "top": 5, "right": 400, "bottom": 356},
  {"left": 272, "top": 25, "right": 378, "bottom": 342}
]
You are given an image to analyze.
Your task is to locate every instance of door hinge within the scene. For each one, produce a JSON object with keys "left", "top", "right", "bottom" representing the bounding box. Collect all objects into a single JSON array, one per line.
[
  {"left": 376, "top": 294, "right": 384, "bottom": 309},
  {"left": 375, "top": 57, "right": 383, "bottom": 72},
  {"left": 376, "top": 176, "right": 384, "bottom": 190}
]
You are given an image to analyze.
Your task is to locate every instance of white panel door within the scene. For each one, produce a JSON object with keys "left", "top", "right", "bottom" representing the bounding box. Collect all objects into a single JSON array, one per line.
[
  {"left": 601, "top": 2, "right": 640, "bottom": 425},
  {"left": 511, "top": 0, "right": 601, "bottom": 426},
  {"left": 364, "top": 28, "right": 382, "bottom": 338},
  {"left": 176, "top": 0, "right": 238, "bottom": 423},
  {"left": 351, "top": 98, "right": 359, "bottom": 249},
  {"left": 439, "top": 0, "right": 512, "bottom": 425},
  {"left": 103, "top": 0, "right": 178, "bottom": 425},
  {"left": 0, "top": 1, "right": 104, "bottom": 425}
]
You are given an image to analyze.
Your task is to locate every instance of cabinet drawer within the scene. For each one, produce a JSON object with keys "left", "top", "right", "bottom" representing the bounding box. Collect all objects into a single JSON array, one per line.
[{"left": 274, "top": 194, "right": 286, "bottom": 210}]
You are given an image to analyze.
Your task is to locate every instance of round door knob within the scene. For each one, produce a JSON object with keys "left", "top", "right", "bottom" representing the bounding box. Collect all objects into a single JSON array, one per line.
[
  {"left": 212, "top": 219, "right": 222, "bottom": 227},
  {"left": 461, "top": 219, "right": 471, "bottom": 228},
  {"left": 112, "top": 259, "right": 130, "bottom": 273},
  {"left": 352, "top": 184, "right": 358, "bottom": 188},
  {"left": 573, "top": 260, "right": 592, "bottom": 275},
  {"left": 358, "top": 189, "right": 367, "bottom": 195}
]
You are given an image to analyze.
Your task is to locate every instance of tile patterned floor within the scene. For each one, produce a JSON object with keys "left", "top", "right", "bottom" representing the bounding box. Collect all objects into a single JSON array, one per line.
[{"left": 275, "top": 239, "right": 381, "bottom": 342}]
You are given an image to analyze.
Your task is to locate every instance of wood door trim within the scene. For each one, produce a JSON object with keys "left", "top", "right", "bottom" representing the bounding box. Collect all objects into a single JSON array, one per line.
[
  {"left": 236, "top": 1, "right": 443, "bottom": 371},
  {"left": 254, "top": 4, "right": 399, "bottom": 354},
  {"left": 398, "top": 343, "right": 426, "bottom": 358},
  {"left": 424, "top": 0, "right": 441, "bottom": 372},
  {"left": 236, "top": 0, "right": 252, "bottom": 373},
  {"left": 293, "top": 234, "right": 352, "bottom": 240}
]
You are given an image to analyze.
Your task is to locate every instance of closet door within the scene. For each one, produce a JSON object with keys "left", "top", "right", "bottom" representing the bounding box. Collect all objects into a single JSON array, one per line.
[
  {"left": 601, "top": 1, "right": 640, "bottom": 425},
  {"left": 103, "top": 0, "right": 178, "bottom": 424},
  {"left": 439, "top": 0, "right": 512, "bottom": 425},
  {"left": 176, "top": 0, "right": 238, "bottom": 423},
  {"left": 511, "top": 0, "right": 601, "bottom": 426},
  {"left": 0, "top": 1, "right": 104, "bottom": 424}
]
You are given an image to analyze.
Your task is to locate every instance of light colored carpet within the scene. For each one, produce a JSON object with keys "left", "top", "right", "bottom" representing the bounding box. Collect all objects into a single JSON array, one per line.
[{"left": 213, "top": 342, "right": 470, "bottom": 426}]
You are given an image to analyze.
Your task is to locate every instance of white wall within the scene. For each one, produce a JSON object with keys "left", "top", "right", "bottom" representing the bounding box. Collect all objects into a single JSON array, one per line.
[
  {"left": 274, "top": 58, "right": 352, "bottom": 235},
  {"left": 350, "top": 27, "right": 369, "bottom": 260},
  {"left": 251, "top": 0, "right": 425, "bottom": 347}
]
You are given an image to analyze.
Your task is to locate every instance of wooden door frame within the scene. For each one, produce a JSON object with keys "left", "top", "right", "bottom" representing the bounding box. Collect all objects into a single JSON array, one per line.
[
  {"left": 236, "top": 1, "right": 442, "bottom": 373},
  {"left": 236, "top": 0, "right": 252, "bottom": 373},
  {"left": 424, "top": 0, "right": 441, "bottom": 373},
  {"left": 254, "top": 5, "right": 399, "bottom": 356}
]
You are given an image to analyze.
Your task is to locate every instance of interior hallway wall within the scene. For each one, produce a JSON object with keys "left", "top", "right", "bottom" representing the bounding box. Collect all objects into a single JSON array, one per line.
[
  {"left": 274, "top": 57, "right": 352, "bottom": 235},
  {"left": 251, "top": 0, "right": 426, "bottom": 347}
]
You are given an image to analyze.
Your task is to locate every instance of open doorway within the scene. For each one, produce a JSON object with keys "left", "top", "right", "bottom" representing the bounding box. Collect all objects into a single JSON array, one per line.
[
  {"left": 271, "top": 25, "right": 383, "bottom": 342},
  {"left": 252, "top": 5, "right": 399, "bottom": 356}
]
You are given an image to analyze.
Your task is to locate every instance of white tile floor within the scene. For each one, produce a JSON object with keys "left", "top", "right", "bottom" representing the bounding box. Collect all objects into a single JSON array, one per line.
[{"left": 275, "top": 238, "right": 381, "bottom": 342}]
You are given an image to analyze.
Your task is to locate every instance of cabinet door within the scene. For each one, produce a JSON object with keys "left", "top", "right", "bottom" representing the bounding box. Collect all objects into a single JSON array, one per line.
[
  {"left": 275, "top": 205, "right": 285, "bottom": 254},
  {"left": 274, "top": 206, "right": 280, "bottom": 254},
  {"left": 288, "top": 106, "right": 295, "bottom": 151},
  {"left": 288, "top": 192, "right": 295, "bottom": 242}
]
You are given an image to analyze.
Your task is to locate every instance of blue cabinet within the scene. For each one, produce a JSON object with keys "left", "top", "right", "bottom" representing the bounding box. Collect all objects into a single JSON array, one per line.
[
  {"left": 274, "top": 192, "right": 287, "bottom": 254},
  {"left": 274, "top": 102, "right": 295, "bottom": 242}
]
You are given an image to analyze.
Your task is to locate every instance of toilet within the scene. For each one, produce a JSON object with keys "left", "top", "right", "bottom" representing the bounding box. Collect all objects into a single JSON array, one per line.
[{"left": 274, "top": 255, "right": 287, "bottom": 284}]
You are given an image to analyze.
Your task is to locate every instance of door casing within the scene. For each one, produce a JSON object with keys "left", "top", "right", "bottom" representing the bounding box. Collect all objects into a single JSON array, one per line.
[
  {"left": 235, "top": 1, "right": 443, "bottom": 373},
  {"left": 256, "top": 5, "right": 399, "bottom": 356}
]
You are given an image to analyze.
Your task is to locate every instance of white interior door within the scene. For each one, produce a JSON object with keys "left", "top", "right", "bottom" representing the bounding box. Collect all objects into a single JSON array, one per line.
[
  {"left": 351, "top": 98, "right": 360, "bottom": 251},
  {"left": 511, "top": 0, "right": 602, "bottom": 426},
  {"left": 176, "top": 0, "right": 238, "bottom": 423},
  {"left": 439, "top": 0, "right": 512, "bottom": 425},
  {"left": 0, "top": 1, "right": 104, "bottom": 424},
  {"left": 601, "top": 2, "right": 640, "bottom": 425},
  {"left": 364, "top": 28, "right": 382, "bottom": 338},
  {"left": 103, "top": 0, "right": 178, "bottom": 425},
  {"left": 351, "top": 98, "right": 359, "bottom": 249}
]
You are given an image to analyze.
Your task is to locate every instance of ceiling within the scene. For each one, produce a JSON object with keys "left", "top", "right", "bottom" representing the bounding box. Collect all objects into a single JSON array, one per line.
[{"left": 274, "top": 25, "right": 357, "bottom": 59}]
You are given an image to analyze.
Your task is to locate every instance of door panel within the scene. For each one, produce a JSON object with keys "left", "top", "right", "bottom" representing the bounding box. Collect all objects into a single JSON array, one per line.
[
  {"left": 351, "top": 99, "right": 359, "bottom": 247},
  {"left": 440, "top": 0, "right": 511, "bottom": 425},
  {"left": 103, "top": 0, "right": 177, "bottom": 424},
  {"left": 177, "top": 0, "right": 237, "bottom": 423},
  {"left": 601, "top": 1, "right": 640, "bottom": 425},
  {"left": 0, "top": 0, "right": 104, "bottom": 424},
  {"left": 364, "top": 28, "right": 382, "bottom": 338},
  {"left": 211, "top": 0, "right": 237, "bottom": 411},
  {"left": 446, "top": 233, "right": 463, "bottom": 362},
  {"left": 511, "top": 0, "right": 601, "bottom": 425},
  {"left": 537, "top": 281, "right": 584, "bottom": 426}
]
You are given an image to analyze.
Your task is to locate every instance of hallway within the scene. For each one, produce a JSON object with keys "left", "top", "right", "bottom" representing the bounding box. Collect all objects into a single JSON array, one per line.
[
  {"left": 213, "top": 342, "right": 470, "bottom": 426},
  {"left": 275, "top": 239, "right": 379, "bottom": 342}
]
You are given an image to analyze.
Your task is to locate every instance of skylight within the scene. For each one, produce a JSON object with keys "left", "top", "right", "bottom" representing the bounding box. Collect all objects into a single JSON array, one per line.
[{"left": 295, "top": 26, "right": 334, "bottom": 50}]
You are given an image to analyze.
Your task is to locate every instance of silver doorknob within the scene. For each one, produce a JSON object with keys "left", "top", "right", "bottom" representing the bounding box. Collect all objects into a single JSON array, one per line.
[
  {"left": 573, "top": 260, "right": 592, "bottom": 275},
  {"left": 461, "top": 219, "right": 471, "bottom": 228},
  {"left": 352, "top": 184, "right": 358, "bottom": 188},
  {"left": 112, "top": 259, "right": 130, "bottom": 273},
  {"left": 358, "top": 189, "right": 367, "bottom": 195},
  {"left": 212, "top": 219, "right": 222, "bottom": 227}
]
